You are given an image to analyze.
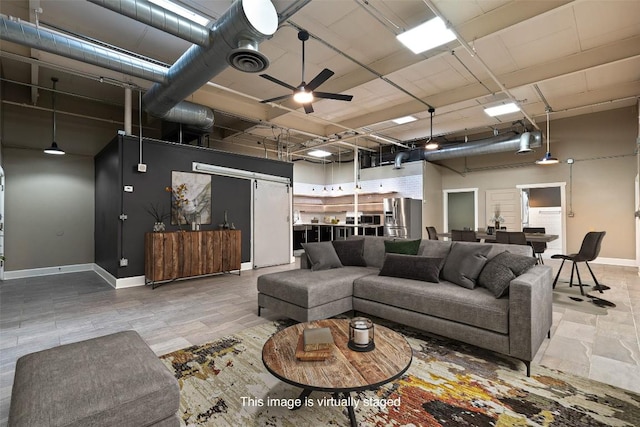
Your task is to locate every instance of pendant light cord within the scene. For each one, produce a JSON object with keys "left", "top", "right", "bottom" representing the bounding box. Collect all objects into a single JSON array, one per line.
[
  {"left": 546, "top": 108, "right": 551, "bottom": 152},
  {"left": 51, "top": 77, "right": 58, "bottom": 141}
]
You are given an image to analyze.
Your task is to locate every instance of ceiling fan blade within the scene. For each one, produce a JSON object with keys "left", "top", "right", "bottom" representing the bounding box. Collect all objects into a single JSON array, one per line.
[
  {"left": 306, "top": 68, "right": 334, "bottom": 91},
  {"left": 313, "top": 92, "right": 353, "bottom": 102},
  {"left": 260, "top": 94, "right": 293, "bottom": 104},
  {"left": 260, "top": 74, "right": 298, "bottom": 91},
  {"left": 303, "top": 103, "right": 314, "bottom": 114}
]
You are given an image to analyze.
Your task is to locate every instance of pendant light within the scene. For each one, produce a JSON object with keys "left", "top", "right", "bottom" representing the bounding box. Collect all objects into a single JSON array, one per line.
[
  {"left": 322, "top": 160, "right": 328, "bottom": 193},
  {"left": 425, "top": 107, "right": 438, "bottom": 150},
  {"left": 536, "top": 108, "right": 558, "bottom": 165},
  {"left": 44, "top": 77, "right": 65, "bottom": 155},
  {"left": 337, "top": 149, "right": 343, "bottom": 192}
]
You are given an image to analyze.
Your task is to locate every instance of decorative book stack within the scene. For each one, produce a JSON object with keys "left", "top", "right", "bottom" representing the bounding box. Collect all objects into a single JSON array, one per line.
[{"left": 295, "top": 327, "right": 334, "bottom": 361}]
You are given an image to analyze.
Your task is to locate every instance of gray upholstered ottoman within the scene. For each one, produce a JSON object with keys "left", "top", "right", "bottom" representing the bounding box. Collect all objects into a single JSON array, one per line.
[{"left": 8, "top": 330, "right": 180, "bottom": 427}]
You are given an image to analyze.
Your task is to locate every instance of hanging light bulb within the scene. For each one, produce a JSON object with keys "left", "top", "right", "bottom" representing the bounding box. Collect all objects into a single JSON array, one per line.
[
  {"left": 425, "top": 108, "right": 438, "bottom": 150},
  {"left": 536, "top": 108, "right": 559, "bottom": 165},
  {"left": 44, "top": 77, "right": 65, "bottom": 155}
]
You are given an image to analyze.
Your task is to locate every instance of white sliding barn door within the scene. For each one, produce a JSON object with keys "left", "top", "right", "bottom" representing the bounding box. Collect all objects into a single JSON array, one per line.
[
  {"left": 253, "top": 180, "right": 291, "bottom": 268},
  {"left": 486, "top": 188, "right": 522, "bottom": 230}
]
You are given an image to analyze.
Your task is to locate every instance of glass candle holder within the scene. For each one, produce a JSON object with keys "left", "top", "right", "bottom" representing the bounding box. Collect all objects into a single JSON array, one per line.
[{"left": 348, "top": 317, "right": 375, "bottom": 352}]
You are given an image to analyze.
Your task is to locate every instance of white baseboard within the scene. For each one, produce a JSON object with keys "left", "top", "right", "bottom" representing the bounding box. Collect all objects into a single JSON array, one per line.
[
  {"left": 92, "top": 263, "right": 117, "bottom": 288},
  {"left": 592, "top": 257, "right": 637, "bottom": 267},
  {"left": 2, "top": 263, "right": 94, "bottom": 280}
]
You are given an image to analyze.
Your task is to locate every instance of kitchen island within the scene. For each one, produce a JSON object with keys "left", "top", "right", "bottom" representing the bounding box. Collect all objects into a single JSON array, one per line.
[{"left": 293, "top": 223, "right": 384, "bottom": 249}]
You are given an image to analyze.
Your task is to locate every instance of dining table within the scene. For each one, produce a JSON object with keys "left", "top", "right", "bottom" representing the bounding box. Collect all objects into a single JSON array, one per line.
[{"left": 437, "top": 232, "right": 559, "bottom": 243}]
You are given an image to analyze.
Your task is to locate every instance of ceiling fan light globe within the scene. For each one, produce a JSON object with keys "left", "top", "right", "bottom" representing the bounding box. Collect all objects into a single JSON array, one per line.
[{"left": 293, "top": 90, "right": 313, "bottom": 104}]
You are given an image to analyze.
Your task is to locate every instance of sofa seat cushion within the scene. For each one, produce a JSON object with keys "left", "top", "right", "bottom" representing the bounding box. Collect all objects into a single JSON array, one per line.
[
  {"left": 353, "top": 275, "right": 509, "bottom": 334},
  {"left": 258, "top": 267, "right": 375, "bottom": 308}
]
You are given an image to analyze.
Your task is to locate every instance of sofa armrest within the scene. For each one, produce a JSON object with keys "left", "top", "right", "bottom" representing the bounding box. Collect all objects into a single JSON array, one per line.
[{"left": 508, "top": 265, "right": 553, "bottom": 361}]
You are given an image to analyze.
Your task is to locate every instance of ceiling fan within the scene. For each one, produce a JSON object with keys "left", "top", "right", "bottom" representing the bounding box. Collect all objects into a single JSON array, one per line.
[{"left": 259, "top": 30, "right": 353, "bottom": 114}]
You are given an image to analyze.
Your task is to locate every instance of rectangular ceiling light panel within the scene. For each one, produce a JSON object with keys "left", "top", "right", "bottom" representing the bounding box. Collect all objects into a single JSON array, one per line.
[
  {"left": 149, "top": 0, "right": 210, "bottom": 26},
  {"left": 392, "top": 115, "right": 417, "bottom": 125},
  {"left": 484, "top": 102, "right": 521, "bottom": 117},
  {"left": 308, "top": 149, "right": 332, "bottom": 158},
  {"left": 396, "top": 17, "right": 456, "bottom": 54}
]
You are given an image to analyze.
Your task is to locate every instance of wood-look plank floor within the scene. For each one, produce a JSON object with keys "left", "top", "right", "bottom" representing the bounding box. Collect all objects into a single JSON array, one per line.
[{"left": 1, "top": 258, "right": 638, "bottom": 425}]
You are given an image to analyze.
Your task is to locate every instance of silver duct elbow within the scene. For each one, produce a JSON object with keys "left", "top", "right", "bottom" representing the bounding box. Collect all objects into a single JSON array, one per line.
[{"left": 393, "top": 151, "right": 410, "bottom": 169}]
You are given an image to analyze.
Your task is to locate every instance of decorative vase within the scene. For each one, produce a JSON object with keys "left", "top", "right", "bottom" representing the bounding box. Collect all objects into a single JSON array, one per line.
[
  {"left": 494, "top": 221, "right": 500, "bottom": 230},
  {"left": 153, "top": 222, "right": 166, "bottom": 232}
]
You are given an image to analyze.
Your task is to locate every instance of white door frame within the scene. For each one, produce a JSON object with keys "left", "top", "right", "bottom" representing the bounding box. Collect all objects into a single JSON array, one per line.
[
  {"left": 516, "top": 182, "right": 566, "bottom": 255},
  {"left": 443, "top": 188, "right": 478, "bottom": 232}
]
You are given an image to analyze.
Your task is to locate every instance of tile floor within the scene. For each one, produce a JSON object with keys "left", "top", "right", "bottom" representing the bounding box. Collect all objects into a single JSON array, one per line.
[{"left": 0, "top": 259, "right": 639, "bottom": 425}]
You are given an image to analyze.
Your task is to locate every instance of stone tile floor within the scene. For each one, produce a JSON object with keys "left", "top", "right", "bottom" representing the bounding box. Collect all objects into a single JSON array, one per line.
[{"left": 0, "top": 258, "right": 638, "bottom": 425}]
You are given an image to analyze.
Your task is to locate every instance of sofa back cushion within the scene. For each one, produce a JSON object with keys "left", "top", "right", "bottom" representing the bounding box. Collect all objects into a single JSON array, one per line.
[
  {"left": 418, "top": 239, "right": 452, "bottom": 259},
  {"left": 332, "top": 239, "right": 367, "bottom": 267},
  {"left": 301, "top": 242, "right": 343, "bottom": 271},
  {"left": 441, "top": 242, "right": 492, "bottom": 289}
]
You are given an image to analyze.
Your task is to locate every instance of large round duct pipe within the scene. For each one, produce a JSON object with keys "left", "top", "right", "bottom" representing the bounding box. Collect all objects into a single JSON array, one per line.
[
  {"left": 158, "top": 100, "right": 215, "bottom": 130},
  {"left": 87, "top": 0, "right": 211, "bottom": 47},
  {"left": 142, "top": 0, "right": 277, "bottom": 121},
  {"left": 424, "top": 131, "right": 542, "bottom": 162},
  {"left": 0, "top": 14, "right": 168, "bottom": 83}
]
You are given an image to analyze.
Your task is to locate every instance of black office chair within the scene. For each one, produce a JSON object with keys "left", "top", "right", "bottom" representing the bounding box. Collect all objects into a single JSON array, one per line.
[
  {"left": 551, "top": 231, "right": 607, "bottom": 296},
  {"left": 495, "top": 231, "right": 527, "bottom": 245},
  {"left": 426, "top": 226, "right": 439, "bottom": 240},
  {"left": 523, "top": 227, "right": 546, "bottom": 264},
  {"left": 451, "top": 229, "right": 478, "bottom": 242}
]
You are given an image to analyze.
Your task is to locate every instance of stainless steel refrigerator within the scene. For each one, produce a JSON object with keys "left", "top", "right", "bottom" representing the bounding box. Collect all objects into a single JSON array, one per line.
[{"left": 383, "top": 197, "right": 422, "bottom": 239}]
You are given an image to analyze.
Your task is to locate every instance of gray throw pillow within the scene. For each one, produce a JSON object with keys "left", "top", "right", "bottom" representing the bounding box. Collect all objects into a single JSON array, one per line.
[
  {"left": 384, "top": 239, "right": 421, "bottom": 255},
  {"left": 379, "top": 254, "right": 443, "bottom": 283},
  {"left": 478, "top": 251, "right": 537, "bottom": 298},
  {"left": 441, "top": 243, "right": 492, "bottom": 289},
  {"left": 302, "top": 242, "right": 343, "bottom": 271},
  {"left": 332, "top": 239, "right": 367, "bottom": 267}
]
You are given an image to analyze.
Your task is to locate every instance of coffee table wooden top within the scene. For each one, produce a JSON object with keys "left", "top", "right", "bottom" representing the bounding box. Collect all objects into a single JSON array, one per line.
[{"left": 262, "top": 319, "right": 412, "bottom": 393}]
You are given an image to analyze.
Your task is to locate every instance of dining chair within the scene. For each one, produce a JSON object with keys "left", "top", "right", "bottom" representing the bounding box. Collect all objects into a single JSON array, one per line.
[
  {"left": 551, "top": 231, "right": 607, "bottom": 296},
  {"left": 426, "top": 226, "right": 439, "bottom": 240},
  {"left": 451, "top": 229, "right": 478, "bottom": 242},
  {"left": 495, "top": 231, "right": 527, "bottom": 245},
  {"left": 523, "top": 227, "right": 547, "bottom": 264}
]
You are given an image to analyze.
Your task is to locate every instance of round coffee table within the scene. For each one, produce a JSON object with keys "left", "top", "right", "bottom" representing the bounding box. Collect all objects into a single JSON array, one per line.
[{"left": 262, "top": 319, "right": 412, "bottom": 427}]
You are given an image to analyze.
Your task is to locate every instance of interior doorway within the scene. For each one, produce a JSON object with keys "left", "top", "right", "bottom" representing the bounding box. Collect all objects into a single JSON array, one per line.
[
  {"left": 517, "top": 182, "right": 566, "bottom": 257},
  {"left": 443, "top": 188, "right": 478, "bottom": 232}
]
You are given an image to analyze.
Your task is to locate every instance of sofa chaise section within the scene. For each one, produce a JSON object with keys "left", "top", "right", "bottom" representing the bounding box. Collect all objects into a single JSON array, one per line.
[{"left": 257, "top": 265, "right": 375, "bottom": 322}]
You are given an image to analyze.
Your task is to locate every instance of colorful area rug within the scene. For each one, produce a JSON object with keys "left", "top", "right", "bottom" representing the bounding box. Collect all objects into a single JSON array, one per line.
[{"left": 160, "top": 320, "right": 639, "bottom": 426}]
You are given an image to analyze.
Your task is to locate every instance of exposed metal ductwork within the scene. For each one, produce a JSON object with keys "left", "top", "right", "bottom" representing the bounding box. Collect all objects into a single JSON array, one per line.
[
  {"left": 0, "top": 14, "right": 168, "bottom": 83},
  {"left": 1, "top": 0, "right": 277, "bottom": 130},
  {"left": 86, "top": 0, "right": 211, "bottom": 47},
  {"left": 423, "top": 131, "right": 542, "bottom": 161},
  {"left": 142, "top": 0, "right": 277, "bottom": 121},
  {"left": 393, "top": 151, "right": 410, "bottom": 169},
  {"left": 391, "top": 131, "right": 543, "bottom": 167}
]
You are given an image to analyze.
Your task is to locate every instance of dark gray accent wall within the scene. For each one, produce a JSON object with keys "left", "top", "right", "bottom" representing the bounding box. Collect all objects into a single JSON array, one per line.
[
  {"left": 94, "top": 139, "right": 121, "bottom": 276},
  {"left": 95, "top": 135, "right": 293, "bottom": 279}
]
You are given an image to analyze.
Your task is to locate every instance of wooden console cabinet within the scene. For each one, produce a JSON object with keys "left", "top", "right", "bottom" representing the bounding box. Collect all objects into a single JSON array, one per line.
[{"left": 144, "top": 230, "right": 241, "bottom": 285}]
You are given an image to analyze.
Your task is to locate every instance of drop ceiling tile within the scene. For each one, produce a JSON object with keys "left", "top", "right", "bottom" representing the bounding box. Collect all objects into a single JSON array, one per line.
[{"left": 573, "top": 1, "right": 640, "bottom": 50}]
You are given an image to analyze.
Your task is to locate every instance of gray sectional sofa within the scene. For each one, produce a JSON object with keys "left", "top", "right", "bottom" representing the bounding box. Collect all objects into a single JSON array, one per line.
[{"left": 257, "top": 236, "right": 553, "bottom": 376}]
